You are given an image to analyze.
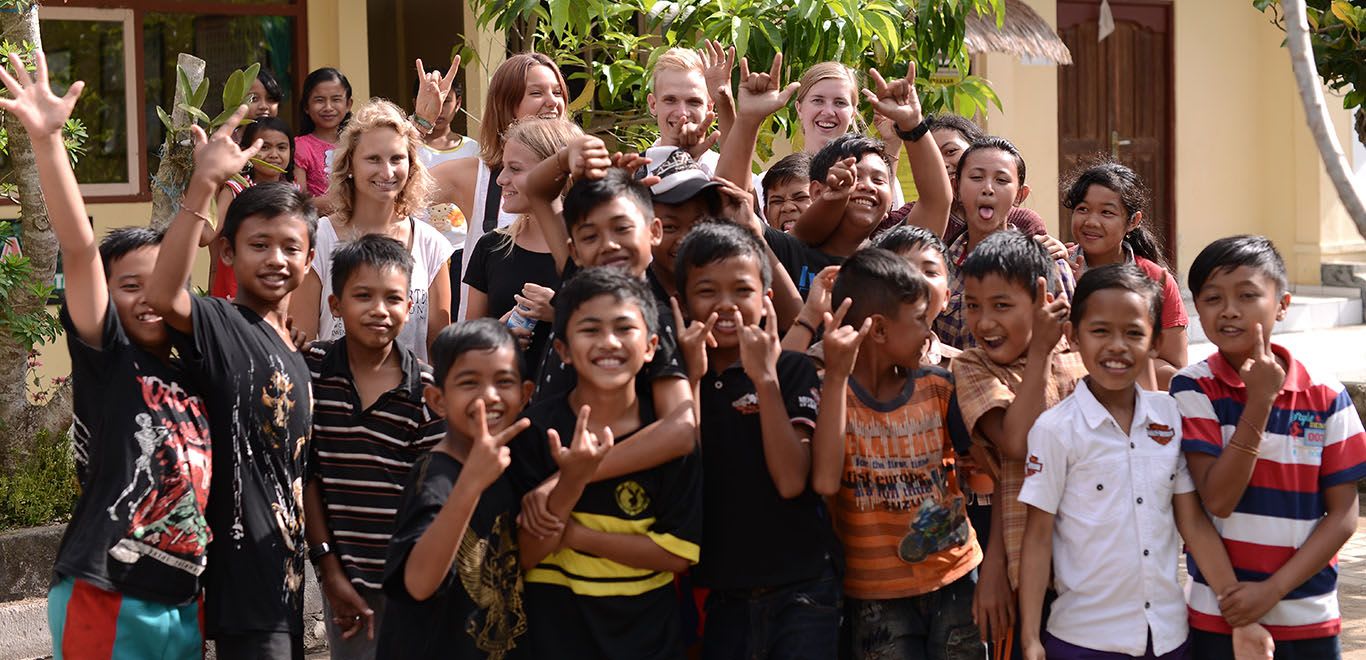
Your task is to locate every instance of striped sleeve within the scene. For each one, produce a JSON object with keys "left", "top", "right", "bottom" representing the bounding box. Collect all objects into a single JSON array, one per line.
[
  {"left": 1321, "top": 385, "right": 1366, "bottom": 488},
  {"left": 1170, "top": 367, "right": 1225, "bottom": 456}
]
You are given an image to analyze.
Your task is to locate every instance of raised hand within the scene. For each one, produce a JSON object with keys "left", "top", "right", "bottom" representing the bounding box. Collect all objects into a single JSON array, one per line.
[
  {"left": 567, "top": 134, "right": 612, "bottom": 181},
  {"left": 550, "top": 404, "right": 615, "bottom": 482},
  {"left": 819, "top": 156, "right": 857, "bottom": 201},
  {"left": 459, "top": 399, "right": 531, "bottom": 492},
  {"left": 1027, "top": 277, "right": 1069, "bottom": 357},
  {"left": 821, "top": 299, "right": 871, "bottom": 378},
  {"left": 738, "top": 296, "right": 781, "bottom": 385},
  {"left": 190, "top": 105, "right": 261, "bottom": 187},
  {"left": 862, "top": 62, "right": 923, "bottom": 132},
  {"left": 413, "top": 55, "right": 461, "bottom": 127},
  {"left": 710, "top": 176, "right": 763, "bottom": 238},
  {"left": 671, "top": 297, "right": 717, "bottom": 381},
  {"left": 1068, "top": 247, "right": 1087, "bottom": 282},
  {"left": 736, "top": 52, "right": 801, "bottom": 122},
  {"left": 1239, "top": 324, "right": 1285, "bottom": 404},
  {"left": 678, "top": 109, "right": 720, "bottom": 161},
  {"left": 514, "top": 283, "right": 555, "bottom": 323},
  {"left": 873, "top": 113, "right": 903, "bottom": 156},
  {"left": 699, "top": 39, "right": 736, "bottom": 101},
  {"left": 1035, "top": 234, "right": 1069, "bottom": 262},
  {"left": 0, "top": 51, "right": 84, "bottom": 137},
  {"left": 517, "top": 478, "right": 563, "bottom": 540},
  {"left": 797, "top": 265, "right": 841, "bottom": 330}
]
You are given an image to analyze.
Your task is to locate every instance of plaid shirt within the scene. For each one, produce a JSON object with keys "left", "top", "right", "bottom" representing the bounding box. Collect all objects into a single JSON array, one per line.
[
  {"left": 951, "top": 342, "right": 1086, "bottom": 588},
  {"left": 936, "top": 231, "right": 1078, "bottom": 351}
]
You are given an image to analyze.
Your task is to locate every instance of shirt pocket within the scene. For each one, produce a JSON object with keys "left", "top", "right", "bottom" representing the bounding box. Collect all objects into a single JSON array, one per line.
[{"left": 1061, "top": 458, "right": 1127, "bottom": 525}]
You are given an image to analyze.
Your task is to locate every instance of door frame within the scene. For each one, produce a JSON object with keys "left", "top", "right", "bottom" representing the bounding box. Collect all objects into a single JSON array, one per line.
[{"left": 1057, "top": 0, "right": 1176, "bottom": 265}]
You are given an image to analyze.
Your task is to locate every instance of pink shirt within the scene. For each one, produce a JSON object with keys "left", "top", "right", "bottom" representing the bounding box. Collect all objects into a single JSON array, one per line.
[{"left": 294, "top": 133, "right": 336, "bottom": 198}]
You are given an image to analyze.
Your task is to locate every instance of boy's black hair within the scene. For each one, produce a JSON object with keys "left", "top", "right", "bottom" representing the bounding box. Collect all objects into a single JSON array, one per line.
[
  {"left": 99, "top": 227, "right": 164, "bottom": 278},
  {"left": 562, "top": 169, "right": 655, "bottom": 233},
  {"left": 830, "top": 247, "right": 930, "bottom": 328},
  {"left": 1070, "top": 263, "right": 1162, "bottom": 331},
  {"left": 874, "top": 224, "right": 946, "bottom": 260},
  {"left": 429, "top": 318, "right": 523, "bottom": 387},
  {"left": 959, "top": 229, "right": 1054, "bottom": 301},
  {"left": 1187, "top": 234, "right": 1288, "bottom": 296},
  {"left": 299, "top": 67, "right": 353, "bottom": 136},
  {"left": 1062, "top": 160, "right": 1169, "bottom": 271},
  {"left": 241, "top": 115, "right": 296, "bottom": 178},
  {"left": 329, "top": 234, "right": 415, "bottom": 296},
  {"left": 809, "top": 134, "right": 892, "bottom": 183},
  {"left": 958, "top": 136, "right": 1027, "bottom": 186},
  {"left": 927, "top": 113, "right": 984, "bottom": 144},
  {"left": 553, "top": 267, "right": 659, "bottom": 342},
  {"left": 222, "top": 181, "right": 319, "bottom": 251},
  {"left": 256, "top": 67, "right": 284, "bottom": 103},
  {"left": 673, "top": 220, "right": 772, "bottom": 302},
  {"left": 761, "top": 151, "right": 812, "bottom": 194}
]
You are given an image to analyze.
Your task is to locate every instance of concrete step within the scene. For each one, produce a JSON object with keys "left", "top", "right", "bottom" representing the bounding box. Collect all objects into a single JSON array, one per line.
[
  {"left": 1188, "top": 323, "right": 1366, "bottom": 385},
  {"left": 1184, "top": 285, "right": 1363, "bottom": 344}
]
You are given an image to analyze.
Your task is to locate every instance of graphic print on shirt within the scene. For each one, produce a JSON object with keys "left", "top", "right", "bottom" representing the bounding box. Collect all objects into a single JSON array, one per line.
[
  {"left": 457, "top": 512, "right": 526, "bottom": 660},
  {"left": 230, "top": 355, "right": 309, "bottom": 601},
  {"left": 102, "top": 374, "right": 212, "bottom": 575},
  {"left": 846, "top": 410, "right": 970, "bottom": 563}
]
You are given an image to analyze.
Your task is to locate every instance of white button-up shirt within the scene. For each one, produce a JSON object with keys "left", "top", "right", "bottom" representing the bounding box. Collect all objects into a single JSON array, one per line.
[{"left": 1019, "top": 380, "right": 1195, "bottom": 656}]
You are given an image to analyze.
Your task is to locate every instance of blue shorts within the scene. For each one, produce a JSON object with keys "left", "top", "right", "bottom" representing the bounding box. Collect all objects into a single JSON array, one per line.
[{"left": 48, "top": 575, "right": 202, "bottom": 660}]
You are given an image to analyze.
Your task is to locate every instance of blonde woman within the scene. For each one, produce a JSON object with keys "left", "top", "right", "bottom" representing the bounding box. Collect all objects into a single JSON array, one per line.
[
  {"left": 290, "top": 98, "right": 453, "bottom": 361},
  {"left": 463, "top": 118, "right": 581, "bottom": 362}
]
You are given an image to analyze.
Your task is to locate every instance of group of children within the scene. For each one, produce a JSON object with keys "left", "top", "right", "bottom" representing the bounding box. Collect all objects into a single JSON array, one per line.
[{"left": 15, "top": 33, "right": 1366, "bottom": 660}]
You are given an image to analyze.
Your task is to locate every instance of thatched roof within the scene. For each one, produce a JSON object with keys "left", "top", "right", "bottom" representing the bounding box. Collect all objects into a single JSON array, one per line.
[{"left": 965, "top": 0, "right": 1073, "bottom": 65}]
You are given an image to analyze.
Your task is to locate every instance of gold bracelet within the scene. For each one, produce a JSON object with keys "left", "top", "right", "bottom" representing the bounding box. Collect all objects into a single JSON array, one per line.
[
  {"left": 1225, "top": 439, "right": 1260, "bottom": 457},
  {"left": 183, "top": 207, "right": 213, "bottom": 225}
]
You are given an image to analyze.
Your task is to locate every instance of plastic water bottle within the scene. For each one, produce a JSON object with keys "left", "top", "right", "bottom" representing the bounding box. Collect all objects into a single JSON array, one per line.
[{"left": 507, "top": 305, "right": 537, "bottom": 333}]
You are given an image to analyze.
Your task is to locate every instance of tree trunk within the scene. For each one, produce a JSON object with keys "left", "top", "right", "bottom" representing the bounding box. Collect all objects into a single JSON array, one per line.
[
  {"left": 0, "top": 1, "right": 73, "bottom": 475},
  {"left": 150, "top": 54, "right": 205, "bottom": 231},
  {"left": 1282, "top": 0, "right": 1366, "bottom": 240}
]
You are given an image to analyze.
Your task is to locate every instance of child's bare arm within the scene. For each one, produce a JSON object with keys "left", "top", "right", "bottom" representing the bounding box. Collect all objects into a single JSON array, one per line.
[
  {"left": 427, "top": 261, "right": 452, "bottom": 350},
  {"left": 0, "top": 52, "right": 104, "bottom": 345},
  {"left": 562, "top": 523, "right": 692, "bottom": 573},
  {"left": 1017, "top": 505, "right": 1054, "bottom": 658},
  {"left": 976, "top": 278, "right": 1068, "bottom": 460},
  {"left": 304, "top": 478, "right": 375, "bottom": 639},
  {"left": 519, "top": 407, "right": 613, "bottom": 569},
  {"left": 810, "top": 302, "right": 869, "bottom": 496},
  {"left": 287, "top": 270, "right": 324, "bottom": 343},
  {"left": 405, "top": 410, "right": 529, "bottom": 601},
  {"left": 974, "top": 481, "right": 1014, "bottom": 643},
  {"left": 1218, "top": 483, "right": 1358, "bottom": 625},
  {"left": 201, "top": 187, "right": 233, "bottom": 248},
  {"left": 741, "top": 297, "right": 811, "bottom": 498},
  {"left": 148, "top": 106, "right": 261, "bottom": 333},
  {"left": 789, "top": 161, "right": 854, "bottom": 246},
  {"left": 1185, "top": 327, "right": 1282, "bottom": 517},
  {"left": 590, "top": 378, "right": 696, "bottom": 479},
  {"left": 1172, "top": 490, "right": 1254, "bottom": 627},
  {"left": 862, "top": 64, "right": 950, "bottom": 238},
  {"left": 713, "top": 53, "right": 799, "bottom": 191}
]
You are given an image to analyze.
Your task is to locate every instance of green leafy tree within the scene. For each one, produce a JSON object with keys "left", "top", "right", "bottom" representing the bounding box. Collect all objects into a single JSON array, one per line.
[
  {"left": 469, "top": 0, "right": 1004, "bottom": 158},
  {"left": 1255, "top": 0, "right": 1366, "bottom": 147}
]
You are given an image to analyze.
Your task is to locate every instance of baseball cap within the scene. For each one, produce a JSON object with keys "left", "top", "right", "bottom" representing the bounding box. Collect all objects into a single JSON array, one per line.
[{"left": 639, "top": 146, "right": 723, "bottom": 205}]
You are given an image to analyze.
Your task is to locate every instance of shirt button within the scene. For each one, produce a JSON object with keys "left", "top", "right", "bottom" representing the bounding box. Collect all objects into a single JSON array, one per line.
[
  {"left": 713, "top": 380, "right": 723, "bottom": 390},
  {"left": 1170, "top": 473, "right": 1176, "bottom": 480},
  {"left": 1144, "top": 601, "right": 1151, "bottom": 609},
  {"left": 1096, "top": 484, "right": 1104, "bottom": 491},
  {"left": 1143, "top": 549, "right": 1150, "bottom": 556},
  {"left": 1137, "top": 497, "right": 1144, "bottom": 504},
  {"left": 1130, "top": 442, "right": 1135, "bottom": 449}
]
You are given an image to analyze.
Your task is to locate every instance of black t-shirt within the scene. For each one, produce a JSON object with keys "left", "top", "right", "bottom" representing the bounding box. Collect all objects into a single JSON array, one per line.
[
  {"left": 463, "top": 231, "right": 560, "bottom": 371},
  {"left": 531, "top": 267, "right": 685, "bottom": 405},
  {"left": 378, "top": 450, "right": 534, "bottom": 660},
  {"left": 52, "top": 302, "right": 212, "bottom": 605},
  {"left": 168, "top": 296, "right": 313, "bottom": 636},
  {"left": 763, "top": 227, "right": 843, "bottom": 299},
  {"left": 694, "top": 351, "right": 837, "bottom": 590},
  {"left": 511, "top": 396, "right": 701, "bottom": 660}
]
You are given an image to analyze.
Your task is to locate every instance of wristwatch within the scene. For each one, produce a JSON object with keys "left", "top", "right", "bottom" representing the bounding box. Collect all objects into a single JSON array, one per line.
[
  {"left": 308, "top": 541, "right": 333, "bottom": 565},
  {"left": 895, "top": 118, "right": 931, "bottom": 143}
]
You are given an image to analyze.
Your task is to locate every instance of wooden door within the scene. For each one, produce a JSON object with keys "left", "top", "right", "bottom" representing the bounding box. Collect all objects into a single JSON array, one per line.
[{"left": 1057, "top": 1, "right": 1175, "bottom": 264}]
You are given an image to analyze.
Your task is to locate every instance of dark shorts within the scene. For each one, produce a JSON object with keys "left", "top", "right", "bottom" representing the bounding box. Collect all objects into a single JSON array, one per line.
[
  {"left": 702, "top": 572, "right": 841, "bottom": 660},
  {"left": 847, "top": 572, "right": 984, "bottom": 660},
  {"left": 1042, "top": 631, "right": 1188, "bottom": 660},
  {"left": 1189, "top": 629, "right": 1340, "bottom": 660},
  {"left": 214, "top": 630, "right": 304, "bottom": 660}
]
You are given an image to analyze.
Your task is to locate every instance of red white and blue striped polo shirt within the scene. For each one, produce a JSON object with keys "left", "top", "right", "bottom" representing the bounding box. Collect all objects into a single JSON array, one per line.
[{"left": 1170, "top": 344, "right": 1366, "bottom": 641}]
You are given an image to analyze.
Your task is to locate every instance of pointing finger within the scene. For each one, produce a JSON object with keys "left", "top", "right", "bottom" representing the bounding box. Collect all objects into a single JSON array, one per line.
[
  {"left": 414, "top": 58, "right": 426, "bottom": 80},
  {"left": 443, "top": 55, "right": 461, "bottom": 89},
  {"left": 670, "top": 297, "right": 686, "bottom": 333},
  {"left": 493, "top": 417, "right": 531, "bottom": 447},
  {"left": 768, "top": 51, "right": 784, "bottom": 82},
  {"left": 738, "top": 57, "right": 751, "bottom": 82},
  {"left": 867, "top": 67, "right": 889, "bottom": 93}
]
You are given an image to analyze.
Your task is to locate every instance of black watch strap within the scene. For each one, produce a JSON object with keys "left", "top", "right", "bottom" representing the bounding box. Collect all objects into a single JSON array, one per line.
[
  {"left": 308, "top": 541, "right": 333, "bottom": 564},
  {"left": 896, "top": 118, "right": 931, "bottom": 143}
]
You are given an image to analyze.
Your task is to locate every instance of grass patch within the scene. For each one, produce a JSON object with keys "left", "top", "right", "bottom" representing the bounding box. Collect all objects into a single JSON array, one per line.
[{"left": 0, "top": 429, "right": 78, "bottom": 531}]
